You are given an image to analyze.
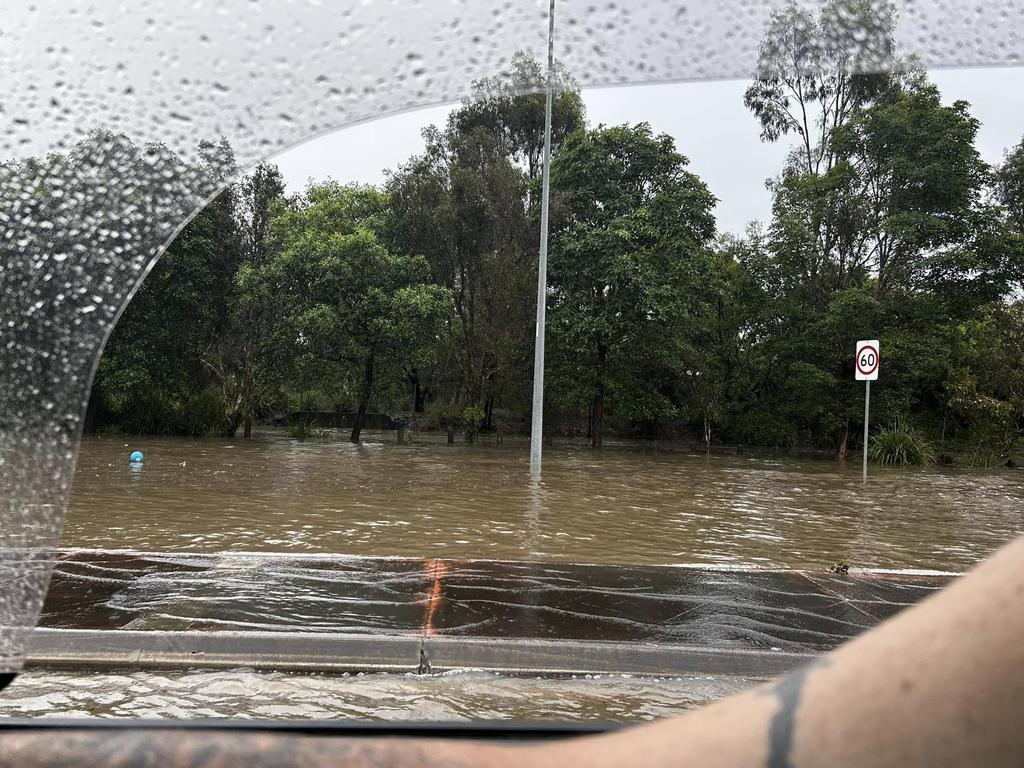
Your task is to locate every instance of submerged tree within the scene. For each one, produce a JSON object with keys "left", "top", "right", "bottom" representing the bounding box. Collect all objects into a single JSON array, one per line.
[
  {"left": 265, "top": 182, "right": 452, "bottom": 443},
  {"left": 204, "top": 162, "right": 288, "bottom": 438},
  {"left": 386, "top": 124, "right": 532, "bottom": 423},
  {"left": 387, "top": 52, "right": 584, "bottom": 428},
  {"left": 547, "top": 123, "right": 717, "bottom": 447}
]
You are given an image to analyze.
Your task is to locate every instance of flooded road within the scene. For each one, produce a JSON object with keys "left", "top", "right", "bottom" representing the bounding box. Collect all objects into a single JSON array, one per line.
[
  {"left": 18, "top": 430, "right": 1017, "bottom": 723},
  {"left": 65, "top": 432, "right": 1023, "bottom": 571},
  {"left": 0, "top": 668, "right": 754, "bottom": 722}
]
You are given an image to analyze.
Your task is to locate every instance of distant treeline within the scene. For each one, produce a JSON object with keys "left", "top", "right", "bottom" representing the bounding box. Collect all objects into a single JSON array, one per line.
[{"left": 43, "top": 1, "right": 1024, "bottom": 462}]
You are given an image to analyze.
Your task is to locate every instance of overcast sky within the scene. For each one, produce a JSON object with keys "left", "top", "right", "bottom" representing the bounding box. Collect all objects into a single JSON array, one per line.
[{"left": 271, "top": 67, "right": 1024, "bottom": 236}]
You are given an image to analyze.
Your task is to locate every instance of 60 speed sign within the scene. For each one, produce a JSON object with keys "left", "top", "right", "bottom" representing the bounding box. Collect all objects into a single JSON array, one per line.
[{"left": 855, "top": 339, "right": 880, "bottom": 381}]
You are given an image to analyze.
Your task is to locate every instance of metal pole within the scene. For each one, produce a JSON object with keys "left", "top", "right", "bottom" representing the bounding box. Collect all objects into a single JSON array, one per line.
[
  {"left": 862, "top": 379, "right": 871, "bottom": 480},
  {"left": 529, "top": 0, "right": 556, "bottom": 473}
]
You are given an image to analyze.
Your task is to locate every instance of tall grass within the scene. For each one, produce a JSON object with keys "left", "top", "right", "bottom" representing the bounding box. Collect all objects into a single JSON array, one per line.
[
  {"left": 286, "top": 420, "right": 331, "bottom": 440},
  {"left": 955, "top": 446, "right": 1006, "bottom": 469},
  {"left": 869, "top": 417, "right": 937, "bottom": 466}
]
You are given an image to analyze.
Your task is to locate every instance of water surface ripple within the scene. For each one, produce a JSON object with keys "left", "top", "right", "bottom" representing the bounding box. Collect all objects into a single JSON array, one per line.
[{"left": 64, "top": 433, "right": 1024, "bottom": 571}]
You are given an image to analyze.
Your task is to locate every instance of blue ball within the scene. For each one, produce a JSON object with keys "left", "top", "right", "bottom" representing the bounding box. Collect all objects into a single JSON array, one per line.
[{"left": 129, "top": 451, "right": 144, "bottom": 464}]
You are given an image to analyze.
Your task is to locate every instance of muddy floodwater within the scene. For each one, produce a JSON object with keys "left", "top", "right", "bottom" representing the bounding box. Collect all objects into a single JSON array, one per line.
[
  {"left": 65, "top": 431, "right": 1024, "bottom": 571},
  {"left": 13, "top": 430, "right": 1018, "bottom": 723},
  {"left": 0, "top": 669, "right": 755, "bottom": 722}
]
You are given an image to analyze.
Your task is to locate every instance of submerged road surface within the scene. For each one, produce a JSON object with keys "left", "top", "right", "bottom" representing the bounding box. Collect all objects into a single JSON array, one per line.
[
  {"left": 32, "top": 551, "right": 949, "bottom": 676},
  {"left": 0, "top": 551, "right": 952, "bottom": 721}
]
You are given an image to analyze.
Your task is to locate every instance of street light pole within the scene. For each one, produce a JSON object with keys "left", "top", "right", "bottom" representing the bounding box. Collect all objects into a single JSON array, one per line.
[{"left": 529, "top": 0, "right": 556, "bottom": 474}]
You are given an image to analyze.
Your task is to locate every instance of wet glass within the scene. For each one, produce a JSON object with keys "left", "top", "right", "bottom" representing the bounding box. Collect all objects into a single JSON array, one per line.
[{"left": 3, "top": 0, "right": 1024, "bottom": 715}]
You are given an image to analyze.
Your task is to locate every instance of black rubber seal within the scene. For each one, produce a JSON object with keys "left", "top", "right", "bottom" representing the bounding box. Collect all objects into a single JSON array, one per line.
[
  {"left": 0, "top": 673, "right": 16, "bottom": 694},
  {"left": 0, "top": 717, "right": 617, "bottom": 739}
]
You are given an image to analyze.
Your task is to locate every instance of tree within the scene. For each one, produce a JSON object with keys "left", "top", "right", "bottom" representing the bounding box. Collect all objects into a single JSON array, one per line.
[
  {"left": 449, "top": 51, "right": 586, "bottom": 183},
  {"left": 203, "top": 163, "right": 287, "bottom": 438},
  {"left": 386, "top": 125, "right": 532, "bottom": 422},
  {"left": 830, "top": 84, "right": 990, "bottom": 300},
  {"left": 92, "top": 137, "right": 241, "bottom": 435},
  {"left": 266, "top": 182, "right": 452, "bottom": 443},
  {"left": 744, "top": 0, "right": 900, "bottom": 177},
  {"left": 547, "top": 123, "right": 717, "bottom": 447},
  {"left": 385, "top": 51, "right": 583, "bottom": 427},
  {"left": 998, "top": 137, "right": 1024, "bottom": 233}
]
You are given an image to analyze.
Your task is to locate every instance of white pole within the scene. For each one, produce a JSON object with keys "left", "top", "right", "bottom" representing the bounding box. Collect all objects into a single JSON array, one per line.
[
  {"left": 863, "top": 379, "right": 871, "bottom": 481},
  {"left": 529, "top": 0, "right": 556, "bottom": 474}
]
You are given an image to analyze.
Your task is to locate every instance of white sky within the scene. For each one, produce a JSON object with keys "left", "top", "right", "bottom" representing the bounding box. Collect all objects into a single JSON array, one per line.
[{"left": 271, "top": 68, "right": 1024, "bottom": 236}]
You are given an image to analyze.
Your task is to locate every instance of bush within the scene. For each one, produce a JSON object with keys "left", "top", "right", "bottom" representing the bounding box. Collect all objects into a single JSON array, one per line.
[
  {"left": 462, "top": 404, "right": 486, "bottom": 443},
  {"left": 286, "top": 419, "right": 331, "bottom": 440},
  {"left": 727, "top": 411, "right": 798, "bottom": 449},
  {"left": 422, "top": 403, "right": 462, "bottom": 431},
  {"left": 869, "top": 417, "right": 937, "bottom": 466},
  {"left": 954, "top": 447, "right": 1006, "bottom": 469},
  {"left": 186, "top": 386, "right": 230, "bottom": 437}
]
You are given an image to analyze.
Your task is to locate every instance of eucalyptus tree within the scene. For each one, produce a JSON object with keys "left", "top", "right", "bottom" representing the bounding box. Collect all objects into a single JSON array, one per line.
[
  {"left": 546, "top": 123, "right": 717, "bottom": 448},
  {"left": 450, "top": 51, "right": 585, "bottom": 183},
  {"left": 385, "top": 51, "right": 583, "bottom": 425}
]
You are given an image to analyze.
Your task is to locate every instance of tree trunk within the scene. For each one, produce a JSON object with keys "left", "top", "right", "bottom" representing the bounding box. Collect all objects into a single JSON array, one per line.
[
  {"left": 350, "top": 356, "right": 375, "bottom": 444},
  {"left": 409, "top": 368, "right": 428, "bottom": 413},
  {"left": 243, "top": 418, "right": 252, "bottom": 440},
  {"left": 483, "top": 395, "right": 495, "bottom": 432},
  {"left": 836, "top": 419, "right": 850, "bottom": 462},
  {"left": 224, "top": 411, "right": 242, "bottom": 439}
]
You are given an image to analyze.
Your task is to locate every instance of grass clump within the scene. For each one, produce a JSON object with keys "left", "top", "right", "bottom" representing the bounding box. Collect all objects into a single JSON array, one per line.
[
  {"left": 286, "top": 420, "right": 332, "bottom": 440},
  {"left": 954, "top": 446, "right": 1006, "bottom": 468},
  {"left": 869, "top": 417, "right": 937, "bottom": 466}
]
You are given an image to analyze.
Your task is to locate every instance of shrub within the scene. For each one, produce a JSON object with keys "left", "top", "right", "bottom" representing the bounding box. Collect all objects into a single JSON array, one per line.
[
  {"left": 869, "top": 417, "right": 937, "bottom": 466},
  {"left": 286, "top": 419, "right": 331, "bottom": 440},
  {"left": 462, "top": 404, "right": 486, "bottom": 443},
  {"left": 423, "top": 403, "right": 462, "bottom": 431},
  {"left": 955, "top": 447, "right": 1006, "bottom": 469}
]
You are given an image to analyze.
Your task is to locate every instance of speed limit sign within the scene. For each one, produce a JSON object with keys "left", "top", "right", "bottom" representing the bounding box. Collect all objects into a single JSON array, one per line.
[{"left": 856, "top": 339, "right": 880, "bottom": 381}]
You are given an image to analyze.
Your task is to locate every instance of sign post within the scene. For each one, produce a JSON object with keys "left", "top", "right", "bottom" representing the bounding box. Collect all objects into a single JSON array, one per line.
[{"left": 855, "top": 339, "right": 880, "bottom": 480}]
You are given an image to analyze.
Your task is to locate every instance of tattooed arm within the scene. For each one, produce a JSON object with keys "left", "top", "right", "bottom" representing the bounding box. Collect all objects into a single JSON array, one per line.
[
  {"left": 4, "top": 535, "right": 1024, "bottom": 767},
  {"left": 535, "top": 532, "right": 1024, "bottom": 768}
]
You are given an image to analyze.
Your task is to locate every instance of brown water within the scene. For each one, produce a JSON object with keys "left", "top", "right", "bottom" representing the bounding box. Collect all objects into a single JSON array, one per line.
[
  {"left": 19, "top": 430, "right": 1018, "bottom": 723},
  {"left": 65, "top": 431, "right": 1024, "bottom": 571},
  {"left": 0, "top": 668, "right": 755, "bottom": 722}
]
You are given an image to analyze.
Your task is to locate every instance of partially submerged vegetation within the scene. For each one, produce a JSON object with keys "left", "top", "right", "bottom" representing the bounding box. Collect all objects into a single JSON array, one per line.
[
  {"left": 869, "top": 419, "right": 937, "bottom": 466},
  {"left": 6, "top": 0, "right": 1017, "bottom": 461}
]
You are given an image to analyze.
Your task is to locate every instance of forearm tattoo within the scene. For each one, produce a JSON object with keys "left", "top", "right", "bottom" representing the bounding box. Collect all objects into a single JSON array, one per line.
[
  {"left": 0, "top": 731, "right": 479, "bottom": 768},
  {"left": 763, "top": 660, "right": 829, "bottom": 768}
]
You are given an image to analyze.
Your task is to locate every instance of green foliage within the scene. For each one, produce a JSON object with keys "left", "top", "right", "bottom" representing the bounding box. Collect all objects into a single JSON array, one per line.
[
  {"left": 285, "top": 419, "right": 331, "bottom": 441},
  {"left": 78, "top": 39, "right": 1024, "bottom": 460},
  {"left": 869, "top": 418, "right": 937, "bottom": 466},
  {"left": 422, "top": 402, "right": 463, "bottom": 431},
  {"left": 547, "top": 122, "right": 717, "bottom": 447},
  {"left": 462, "top": 405, "right": 486, "bottom": 443},
  {"left": 386, "top": 62, "right": 548, "bottom": 414},
  {"left": 93, "top": 145, "right": 286, "bottom": 438},
  {"left": 264, "top": 182, "right": 453, "bottom": 442},
  {"left": 954, "top": 447, "right": 1007, "bottom": 469},
  {"left": 449, "top": 51, "right": 586, "bottom": 181},
  {"left": 998, "top": 138, "right": 1024, "bottom": 233}
]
